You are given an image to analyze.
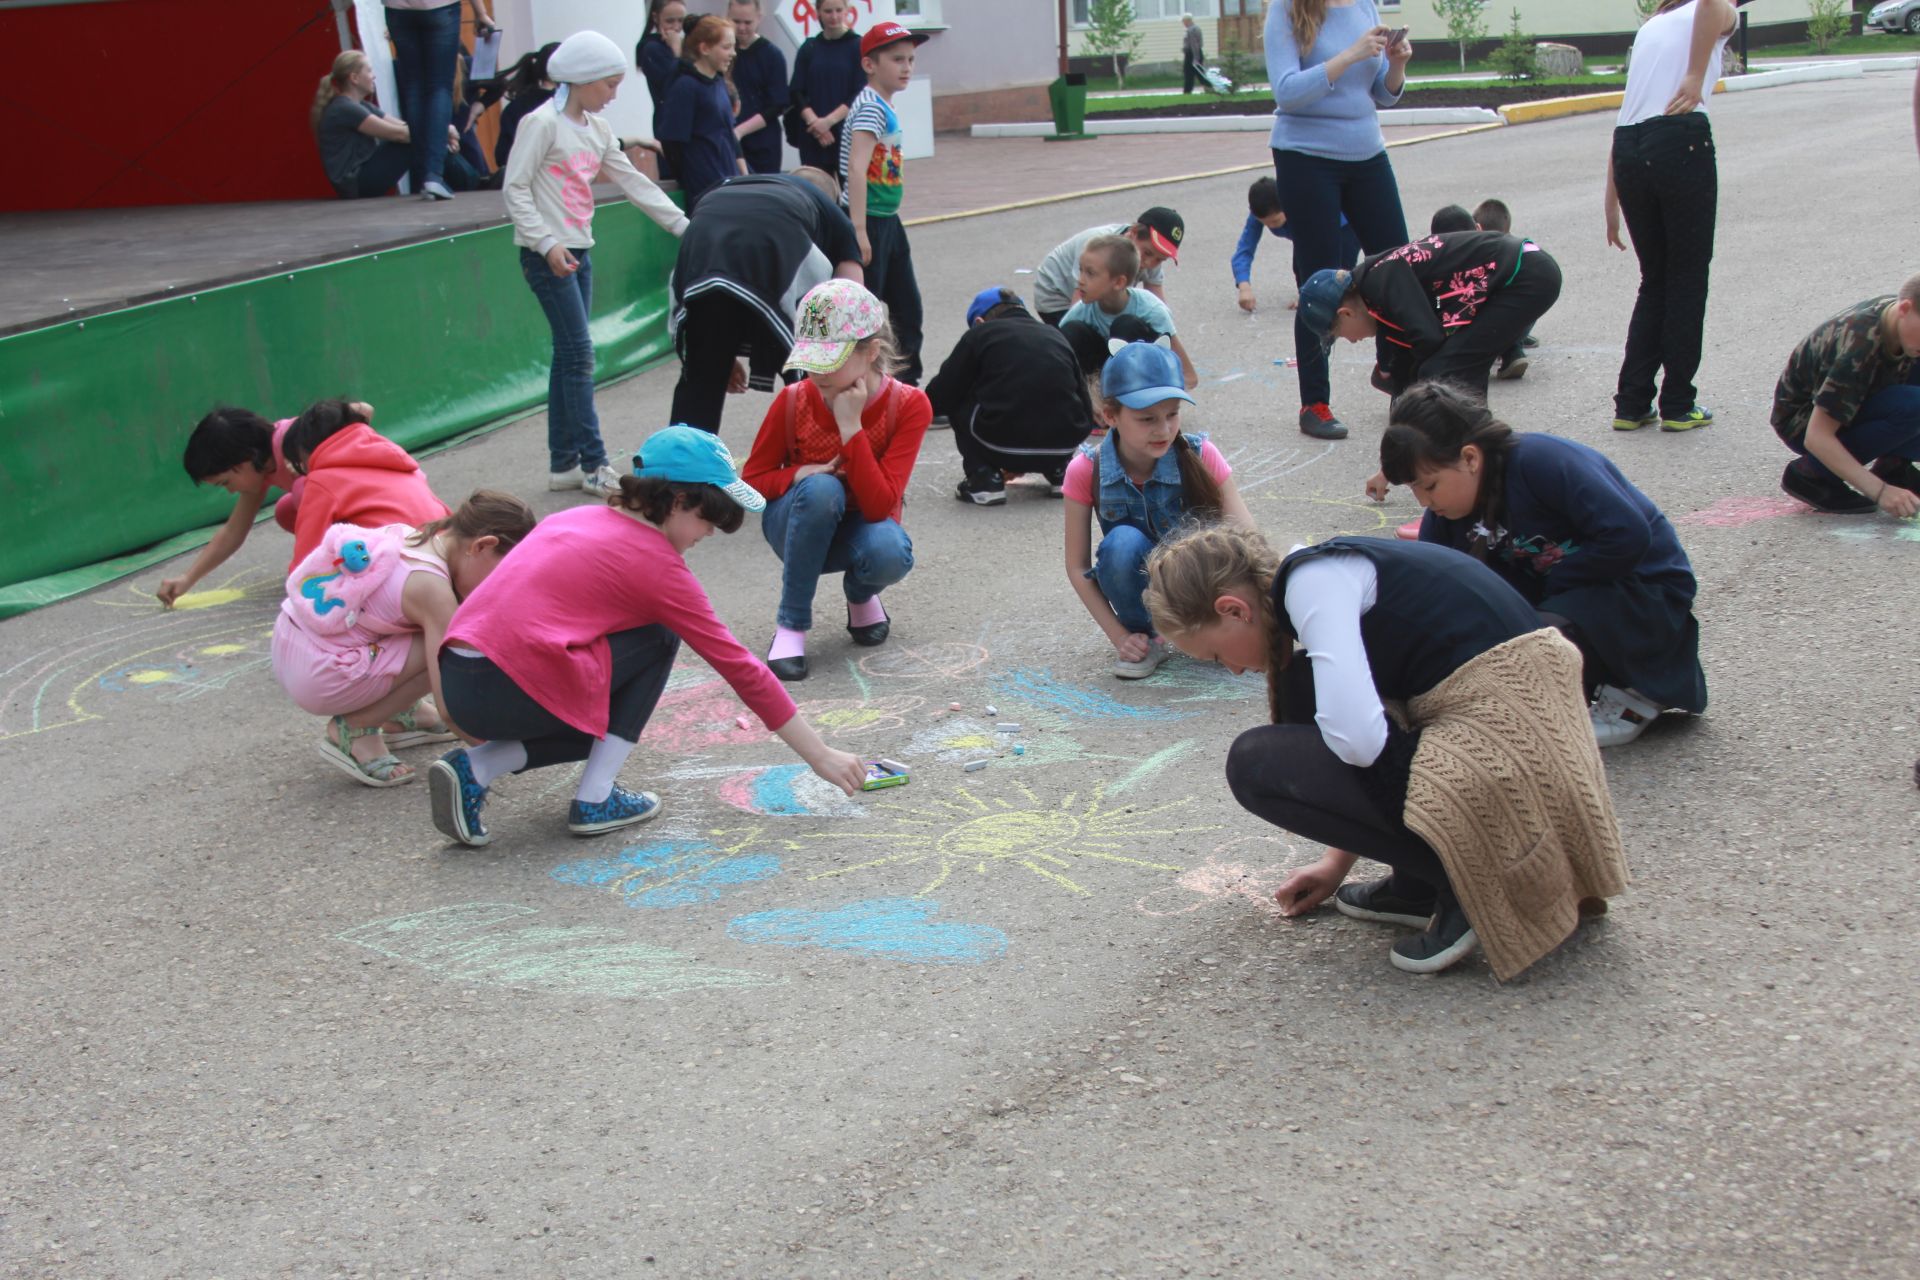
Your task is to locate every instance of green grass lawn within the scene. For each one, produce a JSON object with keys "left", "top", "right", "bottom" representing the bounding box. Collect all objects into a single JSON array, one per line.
[
  {"left": 1086, "top": 73, "right": 1629, "bottom": 114},
  {"left": 1752, "top": 31, "right": 1920, "bottom": 58}
]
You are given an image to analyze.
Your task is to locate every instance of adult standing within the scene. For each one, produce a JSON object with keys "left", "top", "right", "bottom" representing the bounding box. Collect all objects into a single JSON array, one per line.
[
  {"left": 787, "top": 0, "right": 865, "bottom": 176},
  {"left": 668, "top": 170, "right": 864, "bottom": 433},
  {"left": 1604, "top": 0, "right": 1737, "bottom": 434},
  {"left": 383, "top": 0, "right": 494, "bottom": 201},
  {"left": 730, "top": 0, "right": 791, "bottom": 175},
  {"left": 1265, "top": 0, "right": 1412, "bottom": 441},
  {"left": 1181, "top": 16, "right": 1205, "bottom": 95}
]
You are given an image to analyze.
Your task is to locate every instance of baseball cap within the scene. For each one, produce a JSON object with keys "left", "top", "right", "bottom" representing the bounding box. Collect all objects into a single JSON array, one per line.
[
  {"left": 1102, "top": 342, "right": 1194, "bottom": 411},
  {"left": 633, "top": 425, "right": 765, "bottom": 512},
  {"left": 1135, "top": 207, "right": 1184, "bottom": 263},
  {"left": 1297, "top": 268, "right": 1353, "bottom": 350},
  {"left": 966, "top": 286, "right": 1022, "bottom": 326},
  {"left": 784, "top": 279, "right": 888, "bottom": 375},
  {"left": 860, "top": 20, "right": 930, "bottom": 58}
]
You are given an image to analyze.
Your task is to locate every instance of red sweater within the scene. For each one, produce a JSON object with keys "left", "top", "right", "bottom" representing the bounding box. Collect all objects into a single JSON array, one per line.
[
  {"left": 742, "top": 377, "right": 930, "bottom": 524},
  {"left": 290, "top": 424, "right": 447, "bottom": 569}
]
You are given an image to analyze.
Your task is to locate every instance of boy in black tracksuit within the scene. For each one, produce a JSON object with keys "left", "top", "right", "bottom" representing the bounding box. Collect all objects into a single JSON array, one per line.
[
  {"left": 927, "top": 287, "right": 1097, "bottom": 505},
  {"left": 1298, "top": 231, "right": 1562, "bottom": 401}
]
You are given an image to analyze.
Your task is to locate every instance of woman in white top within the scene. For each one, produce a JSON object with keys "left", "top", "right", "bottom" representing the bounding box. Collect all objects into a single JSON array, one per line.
[{"left": 1603, "top": 0, "right": 1738, "bottom": 434}]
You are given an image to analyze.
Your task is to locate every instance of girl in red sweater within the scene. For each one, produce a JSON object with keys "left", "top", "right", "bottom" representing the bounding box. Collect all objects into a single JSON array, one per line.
[{"left": 743, "top": 280, "right": 930, "bottom": 681}]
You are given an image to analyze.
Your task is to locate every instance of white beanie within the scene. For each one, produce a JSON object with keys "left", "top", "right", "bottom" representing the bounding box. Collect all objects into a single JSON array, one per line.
[{"left": 547, "top": 30, "right": 627, "bottom": 110}]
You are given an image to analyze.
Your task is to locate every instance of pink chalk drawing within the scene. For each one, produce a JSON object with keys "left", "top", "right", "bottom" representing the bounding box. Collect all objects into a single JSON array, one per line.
[
  {"left": 1135, "top": 835, "right": 1301, "bottom": 918},
  {"left": 1674, "top": 495, "right": 1809, "bottom": 529},
  {"left": 643, "top": 678, "right": 767, "bottom": 754},
  {"left": 857, "top": 643, "right": 990, "bottom": 683}
]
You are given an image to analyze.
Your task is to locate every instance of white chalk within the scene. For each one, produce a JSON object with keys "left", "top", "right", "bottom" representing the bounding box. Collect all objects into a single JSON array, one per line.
[
  {"left": 984, "top": 705, "right": 998, "bottom": 717},
  {"left": 963, "top": 759, "right": 990, "bottom": 772},
  {"left": 994, "top": 722, "right": 1021, "bottom": 733},
  {"left": 1217, "top": 372, "right": 1246, "bottom": 384}
]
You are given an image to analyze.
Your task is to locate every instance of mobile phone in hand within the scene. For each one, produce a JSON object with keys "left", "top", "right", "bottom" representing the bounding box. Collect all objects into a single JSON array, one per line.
[{"left": 1385, "top": 26, "right": 1409, "bottom": 48}]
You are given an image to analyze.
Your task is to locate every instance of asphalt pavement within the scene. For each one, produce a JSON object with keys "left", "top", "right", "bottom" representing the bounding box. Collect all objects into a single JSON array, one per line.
[{"left": 4, "top": 74, "right": 1917, "bottom": 1278}]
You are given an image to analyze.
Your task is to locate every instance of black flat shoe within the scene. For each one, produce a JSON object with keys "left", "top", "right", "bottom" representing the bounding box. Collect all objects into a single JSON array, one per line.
[
  {"left": 767, "top": 653, "right": 808, "bottom": 681},
  {"left": 846, "top": 606, "right": 889, "bottom": 647}
]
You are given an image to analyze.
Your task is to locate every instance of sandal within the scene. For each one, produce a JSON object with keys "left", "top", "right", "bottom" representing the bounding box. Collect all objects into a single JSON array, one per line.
[
  {"left": 384, "top": 703, "right": 458, "bottom": 749},
  {"left": 318, "top": 716, "right": 414, "bottom": 787}
]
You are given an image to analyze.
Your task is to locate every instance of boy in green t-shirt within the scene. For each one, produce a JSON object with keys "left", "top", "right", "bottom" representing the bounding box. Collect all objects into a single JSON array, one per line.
[
  {"left": 1774, "top": 275, "right": 1920, "bottom": 517},
  {"left": 839, "top": 20, "right": 929, "bottom": 384}
]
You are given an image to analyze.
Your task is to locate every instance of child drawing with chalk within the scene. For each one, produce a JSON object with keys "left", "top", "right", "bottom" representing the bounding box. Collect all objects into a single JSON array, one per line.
[
  {"left": 1142, "top": 522, "right": 1628, "bottom": 979},
  {"left": 1378, "top": 382, "right": 1706, "bottom": 748},
  {"left": 1063, "top": 341, "right": 1252, "bottom": 680},
  {"left": 279, "top": 398, "right": 449, "bottom": 568},
  {"left": 428, "top": 427, "right": 867, "bottom": 847},
  {"left": 272, "top": 490, "right": 535, "bottom": 787},
  {"left": 157, "top": 400, "right": 369, "bottom": 608}
]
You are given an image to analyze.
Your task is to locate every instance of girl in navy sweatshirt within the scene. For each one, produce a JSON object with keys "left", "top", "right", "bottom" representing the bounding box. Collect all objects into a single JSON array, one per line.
[{"left": 1379, "top": 382, "right": 1706, "bottom": 747}]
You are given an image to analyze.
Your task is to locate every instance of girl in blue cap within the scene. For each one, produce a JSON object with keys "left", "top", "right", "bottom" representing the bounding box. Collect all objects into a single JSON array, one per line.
[{"left": 1062, "top": 341, "right": 1253, "bottom": 679}]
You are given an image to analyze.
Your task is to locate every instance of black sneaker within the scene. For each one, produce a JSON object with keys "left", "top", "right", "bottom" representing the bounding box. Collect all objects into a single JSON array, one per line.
[
  {"left": 1871, "top": 456, "right": 1920, "bottom": 495},
  {"left": 1333, "top": 877, "right": 1436, "bottom": 928},
  {"left": 1495, "top": 353, "right": 1528, "bottom": 381},
  {"left": 955, "top": 470, "right": 1006, "bottom": 506},
  {"left": 1781, "top": 461, "right": 1875, "bottom": 514},
  {"left": 1389, "top": 899, "right": 1479, "bottom": 973}
]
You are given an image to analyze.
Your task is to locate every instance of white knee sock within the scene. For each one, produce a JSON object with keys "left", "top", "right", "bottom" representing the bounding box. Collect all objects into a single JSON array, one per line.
[
  {"left": 465, "top": 740, "right": 527, "bottom": 787},
  {"left": 576, "top": 734, "right": 637, "bottom": 804}
]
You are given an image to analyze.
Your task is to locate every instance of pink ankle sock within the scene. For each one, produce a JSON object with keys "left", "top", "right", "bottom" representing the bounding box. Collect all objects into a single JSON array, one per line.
[
  {"left": 847, "top": 597, "right": 887, "bottom": 628},
  {"left": 768, "top": 626, "right": 807, "bottom": 661}
]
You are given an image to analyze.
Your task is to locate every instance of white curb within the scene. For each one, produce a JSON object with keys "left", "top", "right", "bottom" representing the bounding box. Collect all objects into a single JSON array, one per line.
[{"left": 970, "top": 106, "right": 1498, "bottom": 139}]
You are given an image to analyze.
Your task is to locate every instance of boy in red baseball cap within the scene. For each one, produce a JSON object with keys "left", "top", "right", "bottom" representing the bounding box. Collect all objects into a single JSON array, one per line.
[{"left": 839, "top": 20, "right": 933, "bottom": 383}]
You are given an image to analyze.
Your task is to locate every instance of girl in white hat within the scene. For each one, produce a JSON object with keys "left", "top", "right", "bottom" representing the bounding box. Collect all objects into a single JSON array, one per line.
[{"left": 503, "top": 30, "right": 688, "bottom": 500}]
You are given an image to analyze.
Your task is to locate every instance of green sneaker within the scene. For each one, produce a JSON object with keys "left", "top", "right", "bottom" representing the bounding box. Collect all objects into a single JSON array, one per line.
[
  {"left": 1660, "top": 404, "right": 1714, "bottom": 432},
  {"left": 1611, "top": 411, "right": 1658, "bottom": 432}
]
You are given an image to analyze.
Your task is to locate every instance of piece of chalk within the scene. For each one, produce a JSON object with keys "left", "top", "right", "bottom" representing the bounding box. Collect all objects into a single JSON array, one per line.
[
  {"left": 1012, "top": 745, "right": 1026, "bottom": 756},
  {"left": 949, "top": 702, "right": 962, "bottom": 711},
  {"left": 984, "top": 705, "right": 998, "bottom": 717},
  {"left": 995, "top": 723, "right": 1021, "bottom": 732},
  {"left": 963, "top": 759, "right": 990, "bottom": 772},
  {"left": 735, "top": 716, "right": 752, "bottom": 730}
]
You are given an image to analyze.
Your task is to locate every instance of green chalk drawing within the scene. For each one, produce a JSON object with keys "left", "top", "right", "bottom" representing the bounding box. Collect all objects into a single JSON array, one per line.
[{"left": 1109, "top": 739, "right": 1198, "bottom": 796}]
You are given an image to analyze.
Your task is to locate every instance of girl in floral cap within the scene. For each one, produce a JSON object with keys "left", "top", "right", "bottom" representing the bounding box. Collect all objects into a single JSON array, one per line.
[
  {"left": 742, "top": 279, "right": 931, "bottom": 681},
  {"left": 1378, "top": 381, "right": 1706, "bottom": 749}
]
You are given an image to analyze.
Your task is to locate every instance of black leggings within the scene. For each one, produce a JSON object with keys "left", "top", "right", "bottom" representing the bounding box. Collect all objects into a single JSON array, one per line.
[
  {"left": 1224, "top": 664, "right": 1453, "bottom": 904},
  {"left": 670, "top": 292, "right": 777, "bottom": 433},
  {"left": 439, "top": 626, "right": 680, "bottom": 770},
  {"left": 1417, "top": 250, "right": 1563, "bottom": 401}
]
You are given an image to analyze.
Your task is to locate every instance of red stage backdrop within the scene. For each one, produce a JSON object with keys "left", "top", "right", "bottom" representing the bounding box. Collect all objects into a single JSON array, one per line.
[{"left": 1, "top": 0, "right": 345, "bottom": 211}]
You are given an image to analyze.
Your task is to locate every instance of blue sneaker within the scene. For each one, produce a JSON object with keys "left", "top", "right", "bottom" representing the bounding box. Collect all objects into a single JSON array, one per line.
[
  {"left": 429, "top": 749, "right": 491, "bottom": 847},
  {"left": 567, "top": 785, "right": 662, "bottom": 836}
]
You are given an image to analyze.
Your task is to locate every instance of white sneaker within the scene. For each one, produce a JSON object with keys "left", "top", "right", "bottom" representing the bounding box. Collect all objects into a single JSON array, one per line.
[
  {"left": 548, "top": 468, "right": 584, "bottom": 492},
  {"left": 1112, "top": 638, "right": 1172, "bottom": 680},
  {"left": 1590, "top": 684, "right": 1662, "bottom": 748},
  {"left": 582, "top": 465, "right": 621, "bottom": 499}
]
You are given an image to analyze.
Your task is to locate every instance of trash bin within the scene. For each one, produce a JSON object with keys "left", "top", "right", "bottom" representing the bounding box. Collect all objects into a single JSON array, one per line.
[{"left": 1046, "top": 73, "right": 1090, "bottom": 141}]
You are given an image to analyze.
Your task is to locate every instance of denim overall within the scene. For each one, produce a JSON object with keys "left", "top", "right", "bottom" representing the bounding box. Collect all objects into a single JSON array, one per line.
[{"left": 1086, "top": 429, "right": 1208, "bottom": 634}]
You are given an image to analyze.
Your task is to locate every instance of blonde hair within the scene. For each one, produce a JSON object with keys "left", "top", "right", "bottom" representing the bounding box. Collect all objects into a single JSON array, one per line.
[
  {"left": 1289, "top": 0, "right": 1330, "bottom": 54},
  {"left": 410, "top": 488, "right": 538, "bottom": 556},
  {"left": 854, "top": 324, "right": 904, "bottom": 377},
  {"left": 788, "top": 165, "right": 841, "bottom": 203},
  {"left": 1144, "top": 523, "right": 1295, "bottom": 722},
  {"left": 1084, "top": 233, "right": 1139, "bottom": 286},
  {"left": 312, "top": 50, "right": 367, "bottom": 135}
]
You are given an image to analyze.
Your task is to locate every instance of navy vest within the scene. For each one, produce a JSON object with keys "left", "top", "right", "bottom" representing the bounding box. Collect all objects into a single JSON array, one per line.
[{"left": 1274, "top": 537, "right": 1539, "bottom": 701}]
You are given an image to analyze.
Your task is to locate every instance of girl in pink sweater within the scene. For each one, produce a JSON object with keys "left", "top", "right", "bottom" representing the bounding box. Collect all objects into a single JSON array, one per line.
[{"left": 430, "top": 426, "right": 866, "bottom": 846}]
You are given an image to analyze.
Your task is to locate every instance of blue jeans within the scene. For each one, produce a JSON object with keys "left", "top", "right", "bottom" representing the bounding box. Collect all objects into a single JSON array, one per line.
[
  {"left": 1790, "top": 377, "right": 1920, "bottom": 481},
  {"left": 1094, "top": 524, "right": 1155, "bottom": 635},
  {"left": 1272, "top": 147, "right": 1409, "bottom": 407},
  {"left": 761, "top": 474, "right": 914, "bottom": 631},
  {"left": 386, "top": 2, "right": 461, "bottom": 190},
  {"left": 519, "top": 247, "right": 606, "bottom": 473}
]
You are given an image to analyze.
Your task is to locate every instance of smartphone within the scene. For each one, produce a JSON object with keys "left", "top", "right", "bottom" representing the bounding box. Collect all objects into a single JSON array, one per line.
[
  {"left": 1385, "top": 26, "right": 1409, "bottom": 48},
  {"left": 861, "top": 759, "right": 911, "bottom": 791}
]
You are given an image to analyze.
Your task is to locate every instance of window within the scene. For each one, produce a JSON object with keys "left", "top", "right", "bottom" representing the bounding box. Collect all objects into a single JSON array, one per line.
[
  {"left": 894, "top": 0, "right": 942, "bottom": 22},
  {"left": 1073, "top": 0, "right": 1214, "bottom": 23}
]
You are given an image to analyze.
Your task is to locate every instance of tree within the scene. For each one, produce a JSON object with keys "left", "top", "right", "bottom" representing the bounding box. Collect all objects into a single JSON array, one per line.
[
  {"left": 1488, "top": 7, "right": 1540, "bottom": 80},
  {"left": 1084, "top": 0, "right": 1144, "bottom": 88},
  {"left": 1432, "top": 0, "right": 1490, "bottom": 73},
  {"left": 1806, "top": 0, "right": 1849, "bottom": 54},
  {"left": 1632, "top": 0, "right": 1662, "bottom": 22}
]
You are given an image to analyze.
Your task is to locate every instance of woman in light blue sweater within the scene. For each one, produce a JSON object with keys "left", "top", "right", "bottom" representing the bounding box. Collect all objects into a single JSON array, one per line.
[{"left": 1266, "top": 0, "right": 1413, "bottom": 442}]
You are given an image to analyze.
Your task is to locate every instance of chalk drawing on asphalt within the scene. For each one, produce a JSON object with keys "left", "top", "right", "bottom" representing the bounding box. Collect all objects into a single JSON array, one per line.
[
  {"left": 551, "top": 835, "right": 783, "bottom": 909},
  {"left": 726, "top": 898, "right": 1009, "bottom": 965},
  {"left": 990, "top": 667, "right": 1197, "bottom": 723},
  {"left": 1135, "top": 835, "right": 1301, "bottom": 918},
  {"left": 337, "top": 902, "right": 780, "bottom": 997}
]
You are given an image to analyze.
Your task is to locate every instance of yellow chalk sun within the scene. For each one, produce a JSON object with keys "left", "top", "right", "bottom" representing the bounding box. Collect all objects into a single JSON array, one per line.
[
  {"left": 199, "top": 643, "right": 247, "bottom": 657},
  {"left": 172, "top": 588, "right": 245, "bottom": 611},
  {"left": 809, "top": 781, "right": 1205, "bottom": 896},
  {"left": 125, "top": 669, "right": 175, "bottom": 685}
]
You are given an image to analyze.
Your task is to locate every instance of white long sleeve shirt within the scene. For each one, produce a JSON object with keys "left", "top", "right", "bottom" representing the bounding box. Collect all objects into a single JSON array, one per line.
[
  {"left": 1281, "top": 551, "right": 1389, "bottom": 768},
  {"left": 503, "top": 101, "right": 687, "bottom": 256}
]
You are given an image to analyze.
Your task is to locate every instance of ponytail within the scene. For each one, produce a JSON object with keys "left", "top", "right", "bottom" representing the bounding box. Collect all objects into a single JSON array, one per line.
[
  {"left": 1171, "top": 434, "right": 1224, "bottom": 521},
  {"left": 1380, "top": 380, "right": 1515, "bottom": 535},
  {"left": 410, "top": 489, "right": 537, "bottom": 555},
  {"left": 311, "top": 51, "right": 367, "bottom": 135}
]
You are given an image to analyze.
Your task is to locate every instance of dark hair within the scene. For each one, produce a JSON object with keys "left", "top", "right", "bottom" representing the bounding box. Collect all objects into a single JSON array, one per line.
[
  {"left": 283, "top": 398, "right": 371, "bottom": 472},
  {"left": 1379, "top": 381, "right": 1515, "bottom": 529},
  {"left": 410, "top": 488, "right": 538, "bottom": 555},
  {"left": 643, "top": 0, "right": 686, "bottom": 38},
  {"left": 1247, "top": 176, "right": 1282, "bottom": 220},
  {"left": 504, "top": 42, "right": 561, "bottom": 98},
  {"left": 183, "top": 407, "right": 277, "bottom": 482},
  {"left": 1429, "top": 204, "right": 1475, "bottom": 234},
  {"left": 1473, "top": 198, "right": 1512, "bottom": 234},
  {"left": 612, "top": 474, "right": 745, "bottom": 534},
  {"left": 980, "top": 287, "right": 1027, "bottom": 323}
]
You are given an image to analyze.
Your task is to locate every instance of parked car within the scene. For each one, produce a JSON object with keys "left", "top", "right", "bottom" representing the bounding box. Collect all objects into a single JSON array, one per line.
[{"left": 1868, "top": 0, "right": 1920, "bottom": 34}]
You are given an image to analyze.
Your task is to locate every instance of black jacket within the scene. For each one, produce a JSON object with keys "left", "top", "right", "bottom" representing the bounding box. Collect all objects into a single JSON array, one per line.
[
  {"left": 926, "top": 311, "right": 1096, "bottom": 454},
  {"left": 1352, "top": 231, "right": 1529, "bottom": 390}
]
